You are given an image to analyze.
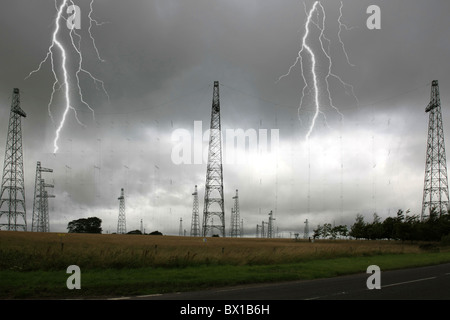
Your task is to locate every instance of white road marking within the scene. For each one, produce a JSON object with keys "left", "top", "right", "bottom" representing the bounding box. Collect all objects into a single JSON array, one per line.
[
  {"left": 382, "top": 277, "right": 437, "bottom": 288},
  {"left": 305, "top": 275, "right": 440, "bottom": 299}
]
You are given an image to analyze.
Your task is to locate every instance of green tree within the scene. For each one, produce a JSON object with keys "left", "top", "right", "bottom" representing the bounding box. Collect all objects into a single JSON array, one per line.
[
  {"left": 368, "top": 213, "right": 384, "bottom": 239},
  {"left": 396, "top": 214, "right": 419, "bottom": 241},
  {"left": 321, "top": 223, "right": 332, "bottom": 239},
  {"left": 127, "top": 230, "right": 143, "bottom": 235},
  {"left": 332, "top": 225, "right": 349, "bottom": 239},
  {"left": 313, "top": 225, "right": 323, "bottom": 239},
  {"left": 67, "top": 217, "right": 102, "bottom": 234},
  {"left": 382, "top": 217, "right": 397, "bottom": 240},
  {"left": 350, "top": 214, "right": 366, "bottom": 239}
]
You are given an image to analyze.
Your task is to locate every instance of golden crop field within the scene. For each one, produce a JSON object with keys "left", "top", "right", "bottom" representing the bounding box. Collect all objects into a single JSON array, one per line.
[{"left": 0, "top": 231, "right": 424, "bottom": 271}]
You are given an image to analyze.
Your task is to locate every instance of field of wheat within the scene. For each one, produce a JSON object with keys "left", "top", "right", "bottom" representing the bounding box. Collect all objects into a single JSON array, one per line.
[{"left": 0, "top": 231, "right": 424, "bottom": 271}]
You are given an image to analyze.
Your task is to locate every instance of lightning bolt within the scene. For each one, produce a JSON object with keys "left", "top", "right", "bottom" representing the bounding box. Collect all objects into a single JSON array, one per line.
[
  {"left": 25, "top": 0, "right": 109, "bottom": 154},
  {"left": 337, "top": 1, "right": 355, "bottom": 67},
  {"left": 277, "top": 1, "right": 358, "bottom": 140}
]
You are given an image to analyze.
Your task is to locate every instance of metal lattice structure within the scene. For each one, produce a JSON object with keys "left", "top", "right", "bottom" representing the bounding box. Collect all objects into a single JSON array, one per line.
[
  {"left": 39, "top": 180, "right": 55, "bottom": 232},
  {"left": 261, "top": 221, "right": 266, "bottom": 238},
  {"left": 31, "top": 161, "right": 55, "bottom": 232},
  {"left": 0, "top": 88, "right": 27, "bottom": 231},
  {"left": 421, "top": 80, "right": 450, "bottom": 220},
  {"left": 190, "top": 185, "right": 200, "bottom": 236},
  {"left": 267, "top": 210, "right": 275, "bottom": 238},
  {"left": 303, "top": 219, "right": 309, "bottom": 239},
  {"left": 230, "top": 189, "right": 240, "bottom": 237},
  {"left": 202, "top": 81, "right": 225, "bottom": 237},
  {"left": 117, "top": 188, "right": 126, "bottom": 234},
  {"left": 32, "top": 161, "right": 54, "bottom": 232},
  {"left": 179, "top": 217, "right": 183, "bottom": 236}
]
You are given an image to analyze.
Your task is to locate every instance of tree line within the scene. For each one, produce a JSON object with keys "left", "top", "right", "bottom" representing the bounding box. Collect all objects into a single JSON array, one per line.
[
  {"left": 349, "top": 209, "right": 450, "bottom": 242},
  {"left": 312, "top": 209, "right": 450, "bottom": 242},
  {"left": 312, "top": 223, "right": 349, "bottom": 239},
  {"left": 66, "top": 217, "right": 163, "bottom": 235}
]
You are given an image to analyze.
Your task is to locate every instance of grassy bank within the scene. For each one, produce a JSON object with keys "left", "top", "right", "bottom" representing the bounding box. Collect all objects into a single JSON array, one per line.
[
  {"left": 2, "top": 252, "right": 450, "bottom": 299},
  {"left": 1, "top": 231, "right": 450, "bottom": 299}
]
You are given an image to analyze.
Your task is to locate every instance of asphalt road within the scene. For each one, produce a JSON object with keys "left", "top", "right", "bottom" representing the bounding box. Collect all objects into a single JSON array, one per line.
[{"left": 128, "top": 263, "right": 450, "bottom": 300}]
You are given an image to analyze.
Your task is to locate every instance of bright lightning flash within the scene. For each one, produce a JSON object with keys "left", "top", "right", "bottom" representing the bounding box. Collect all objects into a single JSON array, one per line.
[
  {"left": 25, "top": 0, "right": 108, "bottom": 153},
  {"left": 277, "top": 1, "right": 358, "bottom": 140}
]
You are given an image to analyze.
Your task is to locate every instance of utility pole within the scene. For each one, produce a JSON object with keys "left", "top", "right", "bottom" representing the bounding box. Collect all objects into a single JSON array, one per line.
[
  {"left": 421, "top": 80, "right": 450, "bottom": 220},
  {"left": 202, "top": 81, "right": 225, "bottom": 237},
  {"left": 0, "top": 88, "right": 27, "bottom": 231}
]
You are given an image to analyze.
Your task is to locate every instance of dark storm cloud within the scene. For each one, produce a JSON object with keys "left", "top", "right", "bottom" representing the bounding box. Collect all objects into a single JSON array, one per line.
[{"left": 1, "top": 0, "right": 450, "bottom": 234}]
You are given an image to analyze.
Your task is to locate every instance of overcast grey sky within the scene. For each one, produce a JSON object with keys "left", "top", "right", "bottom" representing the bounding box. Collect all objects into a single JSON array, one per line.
[{"left": 1, "top": 0, "right": 450, "bottom": 235}]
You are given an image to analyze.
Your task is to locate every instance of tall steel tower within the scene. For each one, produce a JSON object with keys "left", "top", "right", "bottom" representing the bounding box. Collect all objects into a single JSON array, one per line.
[
  {"left": 421, "top": 80, "right": 450, "bottom": 220},
  {"left": 38, "top": 186, "right": 54, "bottom": 233},
  {"left": 267, "top": 210, "right": 275, "bottom": 238},
  {"left": 303, "top": 218, "right": 309, "bottom": 239},
  {"left": 32, "top": 161, "right": 54, "bottom": 232},
  {"left": 230, "top": 189, "right": 240, "bottom": 237},
  {"left": 179, "top": 217, "right": 183, "bottom": 236},
  {"left": 0, "top": 88, "right": 27, "bottom": 231},
  {"left": 261, "top": 221, "right": 266, "bottom": 238},
  {"left": 117, "top": 188, "right": 126, "bottom": 234},
  {"left": 190, "top": 185, "right": 200, "bottom": 236},
  {"left": 202, "top": 81, "right": 225, "bottom": 237}
]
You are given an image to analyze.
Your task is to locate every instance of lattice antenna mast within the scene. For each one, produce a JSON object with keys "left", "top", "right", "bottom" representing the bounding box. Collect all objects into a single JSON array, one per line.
[
  {"left": 202, "top": 81, "right": 225, "bottom": 237},
  {"left": 179, "top": 217, "right": 183, "bottom": 236},
  {"left": 267, "top": 210, "right": 275, "bottom": 238},
  {"left": 38, "top": 180, "right": 55, "bottom": 232},
  {"left": 39, "top": 180, "right": 55, "bottom": 232},
  {"left": 230, "top": 208, "right": 234, "bottom": 236},
  {"left": 421, "top": 80, "right": 450, "bottom": 220},
  {"left": 303, "top": 218, "right": 309, "bottom": 239},
  {"left": 230, "top": 189, "right": 240, "bottom": 237},
  {"left": 261, "top": 221, "right": 266, "bottom": 238},
  {"left": 117, "top": 188, "right": 126, "bottom": 234},
  {"left": 190, "top": 185, "right": 200, "bottom": 236},
  {"left": 0, "top": 88, "right": 27, "bottom": 231},
  {"left": 32, "top": 161, "right": 54, "bottom": 232}
]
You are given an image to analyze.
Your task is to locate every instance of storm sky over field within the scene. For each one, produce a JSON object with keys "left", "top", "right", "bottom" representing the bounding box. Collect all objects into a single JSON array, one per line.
[{"left": 1, "top": 0, "right": 450, "bottom": 235}]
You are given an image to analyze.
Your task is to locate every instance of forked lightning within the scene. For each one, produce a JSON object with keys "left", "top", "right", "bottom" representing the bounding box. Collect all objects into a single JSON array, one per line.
[
  {"left": 278, "top": 1, "right": 358, "bottom": 140},
  {"left": 25, "top": 0, "right": 108, "bottom": 153}
]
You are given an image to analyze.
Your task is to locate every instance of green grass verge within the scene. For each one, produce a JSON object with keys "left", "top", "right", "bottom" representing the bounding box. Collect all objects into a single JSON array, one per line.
[{"left": 2, "top": 252, "right": 450, "bottom": 299}]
